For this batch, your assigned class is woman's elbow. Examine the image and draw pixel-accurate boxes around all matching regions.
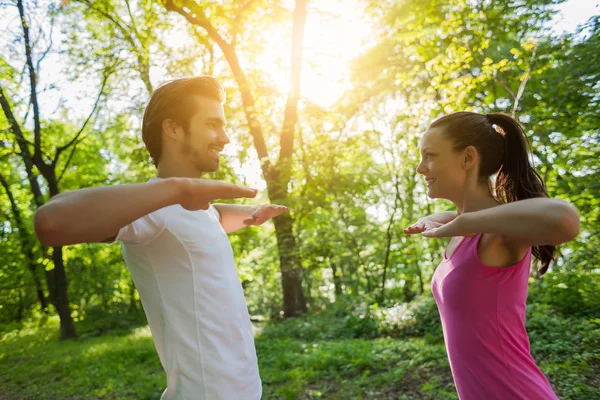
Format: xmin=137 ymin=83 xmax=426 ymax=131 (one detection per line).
xmin=553 ymin=201 xmax=580 ymax=244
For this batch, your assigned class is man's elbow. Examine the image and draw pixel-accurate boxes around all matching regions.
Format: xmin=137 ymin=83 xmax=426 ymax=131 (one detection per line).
xmin=34 ymin=206 xmax=60 ymax=247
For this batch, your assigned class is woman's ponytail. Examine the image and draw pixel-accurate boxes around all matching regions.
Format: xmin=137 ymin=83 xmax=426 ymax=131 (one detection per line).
xmin=487 ymin=113 xmax=555 ymax=274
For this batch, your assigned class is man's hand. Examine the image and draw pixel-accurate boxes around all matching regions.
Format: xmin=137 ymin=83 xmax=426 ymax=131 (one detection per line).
xmin=243 ymin=204 xmax=289 ymax=226
xmin=177 ymin=178 xmax=258 ymax=211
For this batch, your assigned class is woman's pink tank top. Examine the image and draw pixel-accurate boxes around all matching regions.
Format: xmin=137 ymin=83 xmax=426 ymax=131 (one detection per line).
xmin=431 ymin=233 xmax=559 ymax=400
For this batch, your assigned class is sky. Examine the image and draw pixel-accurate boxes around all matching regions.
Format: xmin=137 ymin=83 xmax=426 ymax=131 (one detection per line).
xmin=552 ymin=0 xmax=599 ymax=34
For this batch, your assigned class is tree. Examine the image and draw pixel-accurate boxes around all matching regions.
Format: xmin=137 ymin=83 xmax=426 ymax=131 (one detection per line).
xmin=161 ymin=0 xmax=309 ymax=316
xmin=0 ymin=0 xmax=112 ymax=338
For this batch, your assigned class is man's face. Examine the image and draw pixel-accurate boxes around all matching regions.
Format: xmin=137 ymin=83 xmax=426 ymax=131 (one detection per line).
xmin=180 ymin=96 xmax=230 ymax=173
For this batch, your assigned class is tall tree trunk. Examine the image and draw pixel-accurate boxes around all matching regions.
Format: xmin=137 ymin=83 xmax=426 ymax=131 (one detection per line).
xmin=17 ymin=287 xmax=24 ymax=322
xmin=46 ymin=175 xmax=77 ymax=339
xmin=164 ymin=0 xmax=310 ymax=317
xmin=330 ymin=261 xmax=343 ymax=298
xmin=129 ymin=277 xmax=139 ymax=312
xmin=269 ymin=201 xmax=307 ymax=316
xmin=405 ymin=171 xmax=424 ymax=295
xmin=0 ymin=172 xmax=49 ymax=312
xmin=380 ymin=174 xmax=402 ymax=302
xmin=49 ymin=247 xmax=77 ymax=338
xmin=1 ymin=0 xmax=110 ymax=339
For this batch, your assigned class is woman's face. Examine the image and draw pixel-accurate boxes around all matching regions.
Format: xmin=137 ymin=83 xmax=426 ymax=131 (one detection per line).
xmin=416 ymin=127 xmax=469 ymax=201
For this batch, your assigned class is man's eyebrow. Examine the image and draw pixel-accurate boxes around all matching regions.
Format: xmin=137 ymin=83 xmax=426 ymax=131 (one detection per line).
xmin=206 ymin=117 xmax=227 ymax=126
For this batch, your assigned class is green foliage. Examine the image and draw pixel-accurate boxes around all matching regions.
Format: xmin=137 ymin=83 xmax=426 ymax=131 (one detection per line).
xmin=0 ymin=0 xmax=599 ymax=397
xmin=526 ymin=304 xmax=600 ymax=400
xmin=0 ymin=317 xmax=164 ymax=400
xmin=528 ymin=270 xmax=600 ymax=317
xmin=260 ymin=296 xmax=443 ymax=342
xmin=1 ymin=299 xmax=598 ymax=399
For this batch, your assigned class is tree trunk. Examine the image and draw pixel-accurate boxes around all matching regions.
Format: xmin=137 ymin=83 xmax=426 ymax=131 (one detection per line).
xmin=330 ymin=261 xmax=343 ymax=298
xmin=33 ymin=271 xmax=49 ymax=313
xmin=129 ymin=279 xmax=139 ymax=312
xmin=51 ymin=246 xmax=77 ymax=339
xmin=405 ymin=172 xmax=423 ymax=295
xmin=0 ymin=172 xmax=49 ymax=313
xmin=271 ymin=212 xmax=307 ymax=317
xmin=17 ymin=287 xmax=24 ymax=322
xmin=403 ymin=279 xmax=416 ymax=303
xmin=46 ymin=177 xmax=77 ymax=339
xmin=163 ymin=0 xmax=309 ymax=318
xmin=380 ymin=174 xmax=402 ymax=302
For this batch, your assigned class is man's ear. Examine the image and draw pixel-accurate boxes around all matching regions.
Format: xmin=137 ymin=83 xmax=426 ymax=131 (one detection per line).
xmin=162 ymin=119 xmax=181 ymax=141
xmin=463 ymin=145 xmax=478 ymax=171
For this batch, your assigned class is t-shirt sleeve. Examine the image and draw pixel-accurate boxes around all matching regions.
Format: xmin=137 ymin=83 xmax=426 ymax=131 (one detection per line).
xmin=116 ymin=211 xmax=166 ymax=245
xmin=209 ymin=204 xmax=221 ymax=222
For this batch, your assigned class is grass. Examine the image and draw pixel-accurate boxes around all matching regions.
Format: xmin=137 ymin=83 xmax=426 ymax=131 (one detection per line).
xmin=0 ymin=299 xmax=598 ymax=399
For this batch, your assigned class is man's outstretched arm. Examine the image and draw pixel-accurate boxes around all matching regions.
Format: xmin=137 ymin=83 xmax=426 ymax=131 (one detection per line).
xmin=34 ymin=178 xmax=257 ymax=247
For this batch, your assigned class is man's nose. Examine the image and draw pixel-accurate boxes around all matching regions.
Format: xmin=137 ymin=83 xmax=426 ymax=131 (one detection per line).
xmin=218 ymin=129 xmax=230 ymax=145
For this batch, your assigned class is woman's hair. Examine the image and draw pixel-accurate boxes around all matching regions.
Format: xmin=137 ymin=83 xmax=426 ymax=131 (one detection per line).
xmin=430 ymin=112 xmax=555 ymax=274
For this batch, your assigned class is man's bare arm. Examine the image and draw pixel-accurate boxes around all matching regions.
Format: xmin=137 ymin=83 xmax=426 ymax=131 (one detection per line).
xmin=34 ymin=178 xmax=257 ymax=246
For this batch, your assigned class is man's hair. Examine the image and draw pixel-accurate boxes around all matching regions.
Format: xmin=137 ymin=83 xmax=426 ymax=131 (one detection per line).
xmin=142 ymin=76 xmax=225 ymax=167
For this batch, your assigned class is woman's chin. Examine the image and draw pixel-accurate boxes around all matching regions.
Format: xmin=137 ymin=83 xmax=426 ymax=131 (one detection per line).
xmin=426 ymin=188 xmax=447 ymax=200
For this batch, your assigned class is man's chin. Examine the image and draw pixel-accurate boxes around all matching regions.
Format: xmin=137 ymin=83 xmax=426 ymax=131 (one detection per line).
xmin=200 ymin=161 xmax=219 ymax=173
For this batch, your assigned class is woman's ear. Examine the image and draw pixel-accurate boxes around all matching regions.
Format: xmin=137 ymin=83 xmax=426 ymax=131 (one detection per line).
xmin=463 ymin=145 xmax=478 ymax=171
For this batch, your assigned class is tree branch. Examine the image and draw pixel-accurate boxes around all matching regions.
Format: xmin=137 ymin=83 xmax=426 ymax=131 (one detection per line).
xmin=76 ymin=0 xmax=152 ymax=93
xmin=53 ymin=68 xmax=111 ymax=165
xmin=17 ymin=0 xmax=42 ymax=161
xmin=512 ymin=45 xmax=537 ymax=117
xmin=164 ymin=0 xmax=270 ymax=166
xmin=77 ymin=0 xmax=138 ymax=50
xmin=231 ymin=0 xmax=257 ymax=48
xmin=124 ymin=0 xmax=143 ymax=46
xmin=499 ymin=80 xmax=516 ymax=100
xmin=0 ymin=85 xmax=46 ymax=206
xmin=279 ymin=0 xmax=307 ymax=165
xmin=35 ymin=20 xmax=54 ymax=76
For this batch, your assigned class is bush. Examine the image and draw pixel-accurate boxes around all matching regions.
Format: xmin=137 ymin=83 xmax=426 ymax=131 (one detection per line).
xmin=528 ymin=270 xmax=600 ymax=317
xmin=75 ymin=305 xmax=147 ymax=337
xmin=376 ymin=295 xmax=443 ymax=340
xmin=259 ymin=295 xmax=443 ymax=341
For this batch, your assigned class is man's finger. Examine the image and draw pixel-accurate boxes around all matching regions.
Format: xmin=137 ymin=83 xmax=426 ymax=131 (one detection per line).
xmin=243 ymin=216 xmax=257 ymax=225
xmin=272 ymin=207 xmax=288 ymax=216
xmin=209 ymin=182 xmax=258 ymax=200
xmin=259 ymin=205 xmax=288 ymax=217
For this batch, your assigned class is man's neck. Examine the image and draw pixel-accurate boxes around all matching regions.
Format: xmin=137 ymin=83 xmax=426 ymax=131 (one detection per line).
xmin=157 ymin=163 xmax=203 ymax=179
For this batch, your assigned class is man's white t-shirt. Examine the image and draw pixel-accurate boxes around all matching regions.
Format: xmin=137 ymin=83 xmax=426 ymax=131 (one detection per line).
xmin=116 ymin=179 xmax=261 ymax=400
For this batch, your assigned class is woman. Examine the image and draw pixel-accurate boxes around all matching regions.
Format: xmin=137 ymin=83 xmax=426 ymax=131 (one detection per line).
xmin=404 ymin=112 xmax=579 ymax=399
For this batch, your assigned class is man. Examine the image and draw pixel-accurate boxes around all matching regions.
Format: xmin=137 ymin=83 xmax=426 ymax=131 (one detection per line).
xmin=34 ymin=76 xmax=286 ymax=399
